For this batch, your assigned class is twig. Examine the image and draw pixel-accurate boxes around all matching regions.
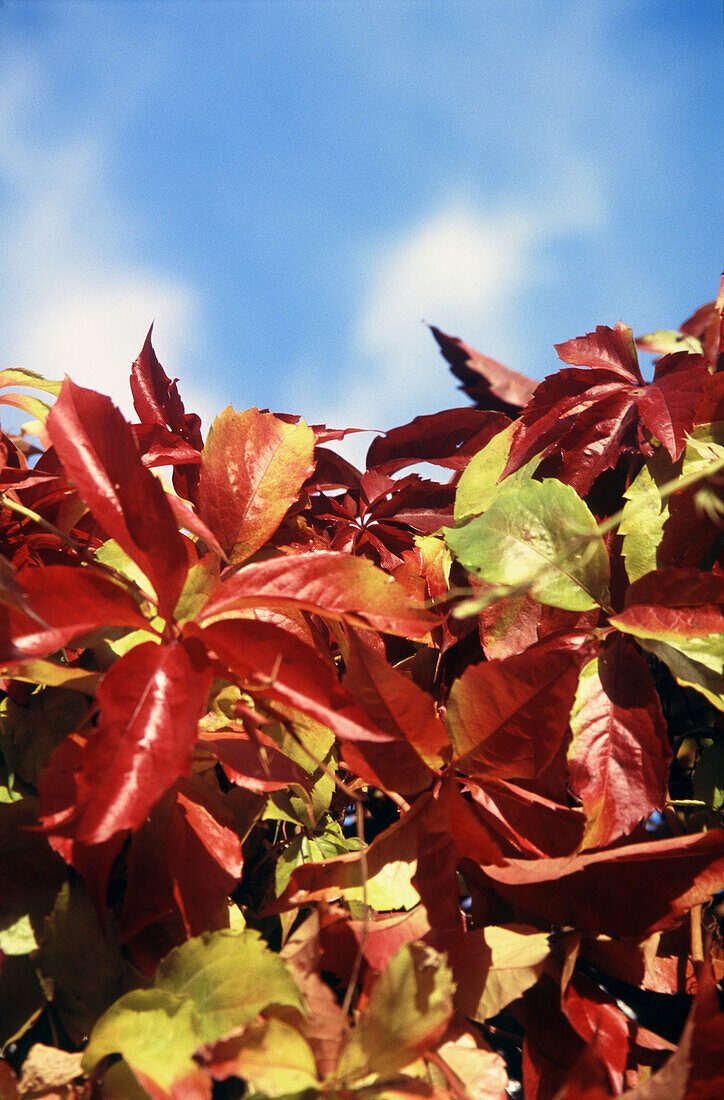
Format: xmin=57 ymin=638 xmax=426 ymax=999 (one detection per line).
xmin=341 ymin=797 xmax=369 ymax=1022
xmin=690 ymin=904 xmax=704 ymax=974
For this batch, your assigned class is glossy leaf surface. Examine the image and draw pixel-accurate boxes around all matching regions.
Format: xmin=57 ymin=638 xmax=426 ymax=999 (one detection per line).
xmin=46 ymin=379 xmax=189 ymax=618
xmin=197 ymin=406 xmax=315 ymax=563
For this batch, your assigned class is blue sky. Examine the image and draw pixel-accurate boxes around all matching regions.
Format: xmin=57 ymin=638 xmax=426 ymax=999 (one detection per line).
xmin=1 ymin=0 xmax=721 ymax=462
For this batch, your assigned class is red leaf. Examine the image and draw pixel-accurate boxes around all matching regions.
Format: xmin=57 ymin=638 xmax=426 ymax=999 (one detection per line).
xmin=610 ymin=568 xmax=724 ymax=639
xmin=514 ymin=975 xmax=589 ymax=1100
xmin=658 ymin=486 xmax=723 ymax=570
xmin=344 ymin=630 xmax=448 ymax=766
xmin=36 ymin=737 xmax=128 ymax=917
xmin=130 ymin=326 xmax=203 ymax=502
xmin=634 ymin=355 xmax=707 ymax=462
xmin=476 ymin=830 xmax=724 ymax=937
xmin=502 ymin=326 xmax=708 ymax=492
xmin=366 ymin=408 xmax=510 ymax=474
xmin=201 ymin=731 xmax=311 ymax=794
xmin=430 ymin=326 xmax=538 ymax=414
xmin=133 ymin=423 xmax=203 ymax=469
xmin=197 ymin=406 xmax=315 ymax=564
xmin=0 ymin=554 xmax=30 ymax=614
xmin=555 ymin=323 xmax=643 ymax=383
xmin=467 ymin=780 xmax=584 ymax=859
xmin=280 ymin=912 xmax=348 ymax=1079
xmin=502 ymin=371 xmax=637 ymax=493
xmin=681 ymin=961 xmax=724 ymax=1100
xmin=194 ymin=618 xmax=392 ymax=743
xmin=196 ymin=550 xmax=436 ymax=639
xmin=617 ymin=963 xmax=724 ymax=1099
xmin=165 ymin=493 xmax=228 ymax=560
xmin=475 ymin=585 xmax=542 ymax=659
xmin=567 ymin=637 xmax=670 ymax=849
xmin=41 ymin=638 xmax=212 ymax=844
xmin=0 ymin=564 xmax=151 ymax=662
xmin=446 ymin=640 xmax=583 ymax=781
xmin=339 ymin=631 xmax=447 ymax=795
xmin=561 ymin=974 xmax=630 ymax=1093
xmin=167 ymin=779 xmax=244 ymax=935
xmin=131 ymin=327 xmax=203 ymax=445
xmin=46 ymin=379 xmax=190 ymax=619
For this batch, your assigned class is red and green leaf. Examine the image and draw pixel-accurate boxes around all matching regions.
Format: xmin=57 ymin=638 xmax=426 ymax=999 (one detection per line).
xmin=197 ymin=406 xmax=315 ymax=564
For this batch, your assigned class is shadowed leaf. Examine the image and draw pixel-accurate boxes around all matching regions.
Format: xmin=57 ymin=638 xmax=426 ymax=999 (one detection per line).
xmin=568 ymin=638 xmax=670 ymax=849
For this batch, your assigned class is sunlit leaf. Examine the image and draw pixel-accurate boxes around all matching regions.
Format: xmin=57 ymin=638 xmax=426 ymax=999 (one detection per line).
xmin=337 ymin=942 xmax=454 ymax=1081
xmin=446 ymin=479 xmax=610 ymax=611
xmin=197 ymin=1018 xmax=320 ymax=1096
xmin=83 ymin=928 xmax=304 ymax=1095
xmin=453 ymin=422 xmax=538 ymax=525
xmin=197 ymin=405 xmax=315 ymax=564
xmin=46 ymin=380 xmax=189 ymax=619
xmin=446 ymin=641 xmax=581 ymax=780
xmin=197 ymin=550 xmax=436 ymax=638
xmin=40 ymin=639 xmax=212 ymax=843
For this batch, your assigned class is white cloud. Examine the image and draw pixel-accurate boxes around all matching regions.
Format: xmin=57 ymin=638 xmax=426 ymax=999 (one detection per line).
xmin=321 ymin=176 xmax=606 ymax=453
xmin=11 ymin=279 xmax=199 ymax=421
xmin=0 ymin=58 xmax=218 ymax=435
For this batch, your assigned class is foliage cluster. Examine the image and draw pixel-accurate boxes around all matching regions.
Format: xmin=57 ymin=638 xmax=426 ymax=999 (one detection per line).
xmin=1 ymin=275 xmax=724 ymax=1099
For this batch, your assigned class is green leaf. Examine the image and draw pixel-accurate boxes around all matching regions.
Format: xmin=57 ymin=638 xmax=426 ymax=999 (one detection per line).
xmin=619 ymin=451 xmax=672 ymax=582
xmin=172 ymin=554 xmax=220 ymax=624
xmin=337 ymin=942 xmax=454 ymax=1082
xmin=34 ymin=878 xmax=128 ymax=1038
xmin=453 ymin=423 xmax=538 ymax=525
xmin=636 ymin=330 xmax=703 ymax=355
xmin=275 ymin=817 xmax=360 ymax=897
xmin=446 ymin=479 xmax=610 ymax=611
xmin=99 ymin=1060 xmax=154 ymax=1100
xmin=265 ymin=715 xmax=337 ymax=829
xmin=693 ymin=741 xmax=724 ymax=812
xmin=154 ymin=928 xmax=305 ymax=1043
xmin=95 ymin=539 xmax=155 ymax=598
xmin=84 ymin=928 xmax=305 ymax=1093
xmin=0 ymin=913 xmax=37 ymax=956
xmin=201 ymin=1018 xmax=320 ymax=1096
xmin=0 ymin=367 xmax=63 ymax=397
xmin=639 ymin=637 xmax=724 ymax=712
xmin=82 ymin=988 xmax=204 ymax=1092
xmin=0 ymin=393 xmax=54 ymax=422
xmin=0 ymin=658 xmax=100 ymax=695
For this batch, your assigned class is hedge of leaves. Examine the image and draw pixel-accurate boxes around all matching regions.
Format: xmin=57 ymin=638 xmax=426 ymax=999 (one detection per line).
xmin=1 ymin=275 xmax=723 ymax=1100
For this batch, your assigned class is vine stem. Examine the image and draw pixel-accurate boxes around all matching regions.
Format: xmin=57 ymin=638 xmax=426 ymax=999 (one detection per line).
xmin=690 ymin=904 xmax=704 ymax=974
xmin=341 ymin=797 xmax=369 ymax=1022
